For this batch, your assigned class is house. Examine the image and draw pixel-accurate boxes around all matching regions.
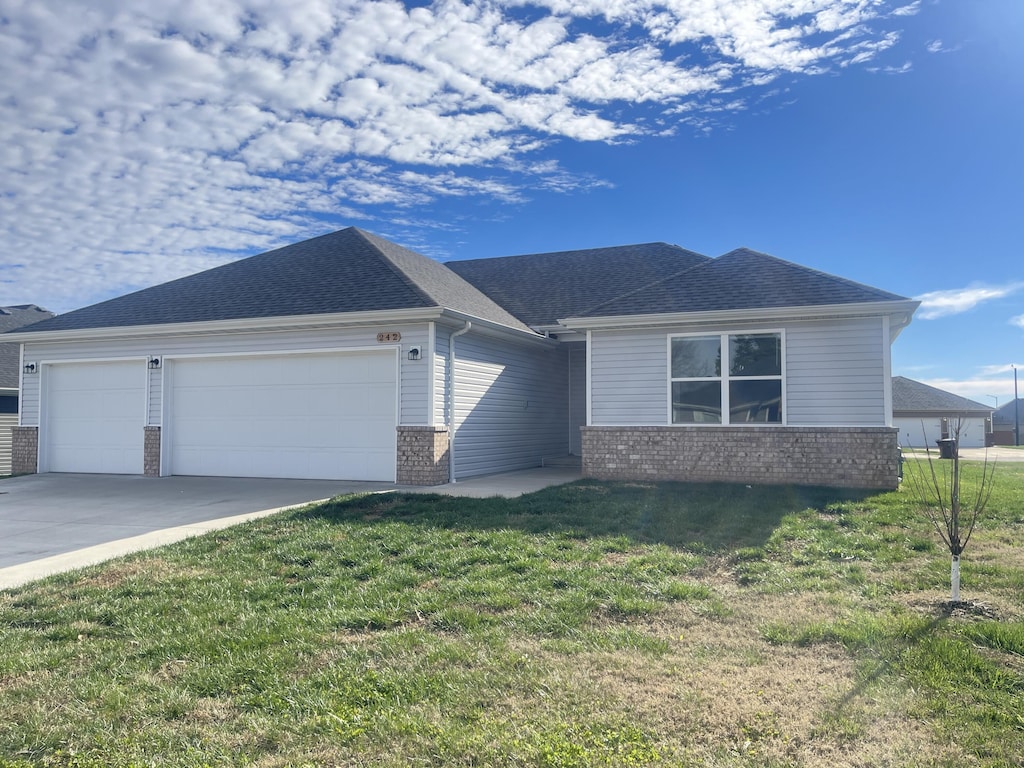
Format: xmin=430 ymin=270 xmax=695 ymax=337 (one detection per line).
xmin=4 ymin=227 xmax=919 ymax=489
xmin=0 ymin=305 xmax=55 ymax=474
xmin=992 ymin=399 xmax=1023 ymax=446
xmin=891 ymin=376 xmax=993 ymax=449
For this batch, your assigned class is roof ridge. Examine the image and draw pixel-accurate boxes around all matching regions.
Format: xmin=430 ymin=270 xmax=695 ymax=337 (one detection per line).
xmin=569 ymin=251 xmax=716 ymax=318
xmin=453 ymin=241 xmax=704 ymax=266
xmin=350 ymin=228 xmax=439 ymax=307
xmin=356 ymin=228 xmax=536 ymax=333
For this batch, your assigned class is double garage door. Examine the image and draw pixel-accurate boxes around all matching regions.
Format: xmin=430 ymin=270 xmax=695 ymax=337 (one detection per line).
xmin=43 ymin=351 xmax=397 ymax=480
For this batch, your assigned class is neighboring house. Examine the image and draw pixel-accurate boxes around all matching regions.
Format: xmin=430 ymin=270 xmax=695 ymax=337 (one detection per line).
xmin=891 ymin=376 xmax=992 ymax=449
xmin=3 ymin=227 xmax=919 ymax=489
xmin=992 ymin=399 xmax=1023 ymax=446
xmin=0 ymin=305 xmax=55 ymax=474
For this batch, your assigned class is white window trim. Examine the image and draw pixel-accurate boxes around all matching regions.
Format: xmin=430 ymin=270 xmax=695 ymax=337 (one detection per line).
xmin=666 ymin=329 xmax=787 ymax=426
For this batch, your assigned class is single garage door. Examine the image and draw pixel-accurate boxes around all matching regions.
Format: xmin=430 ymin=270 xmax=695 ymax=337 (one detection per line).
xmin=44 ymin=360 xmax=145 ymax=474
xmin=169 ymin=351 xmax=397 ymax=480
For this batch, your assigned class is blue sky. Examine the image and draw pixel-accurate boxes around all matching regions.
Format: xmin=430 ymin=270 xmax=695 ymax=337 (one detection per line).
xmin=1 ymin=0 xmax=1021 ymax=403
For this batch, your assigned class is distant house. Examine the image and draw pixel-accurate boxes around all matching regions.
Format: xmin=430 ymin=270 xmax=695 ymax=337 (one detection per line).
xmin=891 ymin=376 xmax=992 ymax=449
xmin=0 ymin=305 xmax=55 ymax=474
xmin=992 ymin=399 xmax=1023 ymax=446
xmin=4 ymin=228 xmax=919 ymax=489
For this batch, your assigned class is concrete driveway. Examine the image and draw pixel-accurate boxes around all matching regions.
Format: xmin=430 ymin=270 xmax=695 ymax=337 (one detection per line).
xmin=0 ymin=474 xmax=395 ymax=586
xmin=0 ymin=468 xmax=581 ymax=589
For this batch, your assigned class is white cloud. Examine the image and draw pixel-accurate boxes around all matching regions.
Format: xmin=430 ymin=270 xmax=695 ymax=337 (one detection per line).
xmin=1012 ymin=315 xmax=1024 ymax=329
xmin=0 ymin=0 xmax=921 ymax=311
xmin=918 ymin=375 xmax=1020 ymax=405
xmin=914 ymin=283 xmax=1024 ymax=320
xmin=926 ymin=38 xmax=961 ymax=54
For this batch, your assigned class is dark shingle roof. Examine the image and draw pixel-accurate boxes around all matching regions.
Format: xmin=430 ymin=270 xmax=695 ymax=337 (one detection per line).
xmin=576 ymin=248 xmax=911 ymax=318
xmin=892 ymin=376 xmax=992 ymax=414
xmin=0 ymin=305 xmax=55 ymax=388
xmin=7 ymin=232 xmax=913 ymax=340
xmin=447 ymin=243 xmax=711 ymax=327
xmin=12 ymin=228 xmax=533 ymax=335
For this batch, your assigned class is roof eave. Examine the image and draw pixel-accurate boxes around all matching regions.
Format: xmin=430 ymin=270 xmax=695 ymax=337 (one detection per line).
xmin=559 ymin=300 xmax=922 ymax=331
xmin=4 ymin=307 xmax=447 ymax=344
xmin=6 ymin=305 xmax=547 ymax=346
xmin=439 ymin=309 xmax=550 ymax=344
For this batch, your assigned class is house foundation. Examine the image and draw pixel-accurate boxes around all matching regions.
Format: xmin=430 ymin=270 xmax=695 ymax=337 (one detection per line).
xmin=582 ymin=426 xmax=900 ymax=490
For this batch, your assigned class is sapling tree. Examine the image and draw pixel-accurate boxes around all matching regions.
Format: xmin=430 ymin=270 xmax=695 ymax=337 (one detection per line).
xmin=902 ymin=418 xmax=996 ymax=604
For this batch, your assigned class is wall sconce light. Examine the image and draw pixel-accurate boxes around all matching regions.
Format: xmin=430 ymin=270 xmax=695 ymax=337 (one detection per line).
xmin=23 ymin=362 xmax=37 ymax=374
xmin=148 ymin=357 xmax=162 ymax=369
xmin=407 ymin=346 xmax=422 ymax=361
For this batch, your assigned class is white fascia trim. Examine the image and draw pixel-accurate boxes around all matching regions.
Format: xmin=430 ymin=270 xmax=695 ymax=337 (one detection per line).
xmin=559 ymin=300 xmax=921 ymax=330
xmin=2 ymin=307 xmax=446 ymax=344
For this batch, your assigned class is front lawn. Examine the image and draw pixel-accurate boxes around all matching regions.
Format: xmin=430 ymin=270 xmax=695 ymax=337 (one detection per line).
xmin=2 ymin=462 xmax=1023 ymax=767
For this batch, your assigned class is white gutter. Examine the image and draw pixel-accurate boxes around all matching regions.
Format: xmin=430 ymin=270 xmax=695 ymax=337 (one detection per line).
xmin=448 ymin=320 xmax=472 ymax=484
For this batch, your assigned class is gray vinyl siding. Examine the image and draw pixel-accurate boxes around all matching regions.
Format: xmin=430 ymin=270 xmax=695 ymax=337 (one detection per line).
xmin=590 ymin=316 xmax=888 ymax=427
xmin=18 ymin=376 xmax=39 ymax=428
xmin=19 ymin=323 xmax=432 ymax=427
xmin=590 ymin=329 xmax=667 ymax=425
xmin=433 ymin=328 xmax=450 ymax=427
xmin=0 ymin=412 xmax=16 ymax=474
xmin=786 ymin=317 xmax=885 ymax=426
xmin=148 ymin=366 xmax=162 ymax=425
xmin=568 ymin=342 xmax=586 ymax=454
xmin=452 ymin=332 xmax=568 ymax=478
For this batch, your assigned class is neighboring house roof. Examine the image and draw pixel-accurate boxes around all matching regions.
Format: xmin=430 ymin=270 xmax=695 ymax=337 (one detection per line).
xmin=993 ymin=399 xmax=1024 ymax=427
xmin=446 ymin=242 xmax=711 ymax=327
xmin=0 ymin=305 xmax=55 ymax=388
xmin=574 ymin=248 xmax=912 ymax=319
xmin=892 ymin=376 xmax=992 ymax=414
xmin=10 ymin=228 xmax=534 ymax=335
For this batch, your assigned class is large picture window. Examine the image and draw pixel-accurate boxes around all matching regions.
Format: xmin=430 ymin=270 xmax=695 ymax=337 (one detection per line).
xmin=670 ymin=332 xmax=783 ymax=424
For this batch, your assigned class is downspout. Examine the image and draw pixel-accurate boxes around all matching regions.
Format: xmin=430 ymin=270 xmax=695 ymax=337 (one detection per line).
xmin=448 ymin=320 xmax=472 ymax=483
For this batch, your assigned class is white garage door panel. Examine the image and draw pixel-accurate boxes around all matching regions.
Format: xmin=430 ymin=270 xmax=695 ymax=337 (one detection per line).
xmin=45 ymin=361 xmax=145 ymax=474
xmin=170 ymin=352 xmax=397 ymax=481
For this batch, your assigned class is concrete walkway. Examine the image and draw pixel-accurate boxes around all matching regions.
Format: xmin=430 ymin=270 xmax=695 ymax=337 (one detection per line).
xmin=0 ymin=468 xmax=580 ymax=590
xmin=905 ymin=446 xmax=1024 ymax=462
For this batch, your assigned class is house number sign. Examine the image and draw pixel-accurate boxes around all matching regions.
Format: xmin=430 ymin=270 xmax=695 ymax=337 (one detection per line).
xmin=376 ymin=331 xmax=402 ymax=343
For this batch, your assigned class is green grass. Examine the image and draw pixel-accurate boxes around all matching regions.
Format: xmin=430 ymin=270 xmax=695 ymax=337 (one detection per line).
xmin=1 ymin=462 xmax=1023 ymax=767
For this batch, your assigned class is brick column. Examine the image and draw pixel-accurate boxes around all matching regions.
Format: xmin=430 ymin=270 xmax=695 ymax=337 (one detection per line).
xmin=396 ymin=426 xmax=450 ymax=485
xmin=144 ymin=426 xmax=161 ymax=477
xmin=11 ymin=426 xmax=38 ymax=475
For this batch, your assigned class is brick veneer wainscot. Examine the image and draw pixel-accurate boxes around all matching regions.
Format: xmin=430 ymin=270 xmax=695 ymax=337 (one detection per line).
xmin=11 ymin=426 xmax=38 ymax=475
xmin=582 ymin=426 xmax=900 ymax=490
xmin=144 ymin=426 xmax=161 ymax=477
xmin=396 ymin=426 xmax=450 ymax=485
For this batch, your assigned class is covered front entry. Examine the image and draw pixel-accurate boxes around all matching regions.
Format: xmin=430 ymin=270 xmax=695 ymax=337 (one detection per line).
xmin=43 ymin=360 xmax=145 ymax=474
xmin=166 ymin=350 xmax=397 ymax=481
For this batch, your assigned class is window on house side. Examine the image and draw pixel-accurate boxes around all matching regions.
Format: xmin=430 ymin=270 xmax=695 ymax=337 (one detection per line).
xmin=670 ymin=333 xmax=783 ymax=424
